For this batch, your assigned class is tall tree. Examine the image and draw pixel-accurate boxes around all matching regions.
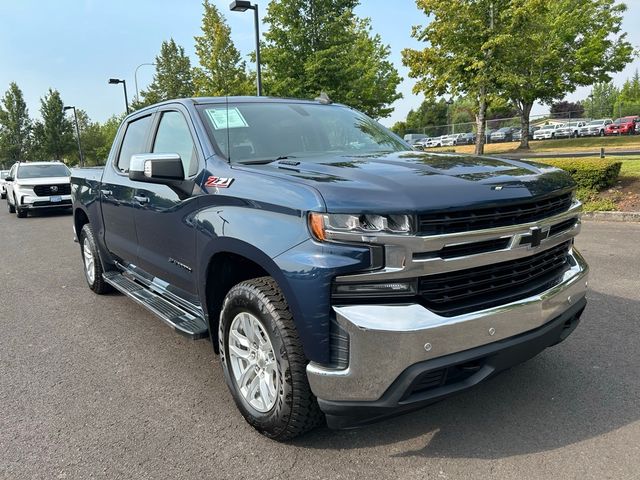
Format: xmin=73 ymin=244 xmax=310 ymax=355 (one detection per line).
xmin=403 ymin=0 xmax=506 ymax=154
xmin=582 ymin=82 xmax=620 ymax=118
xmin=261 ymin=0 xmax=402 ymax=118
xmin=0 ymin=82 xmax=32 ymax=162
xmin=35 ymin=88 xmax=74 ymax=160
xmin=614 ymin=70 xmax=640 ymax=117
xmin=550 ymin=101 xmax=585 ymax=119
xmin=494 ymin=0 xmax=633 ymax=149
xmin=193 ymin=0 xmax=253 ymax=96
xmin=136 ymin=39 xmax=194 ymax=108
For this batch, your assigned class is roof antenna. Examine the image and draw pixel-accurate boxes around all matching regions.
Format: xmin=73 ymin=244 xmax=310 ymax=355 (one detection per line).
xmin=315 ymin=92 xmax=332 ymax=105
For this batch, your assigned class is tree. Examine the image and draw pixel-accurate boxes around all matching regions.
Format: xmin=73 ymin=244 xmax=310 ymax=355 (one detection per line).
xmin=135 ymin=39 xmax=194 ymax=108
xmin=261 ymin=0 xmax=402 ymax=118
xmin=582 ymin=82 xmax=619 ymax=118
xmin=550 ymin=101 xmax=585 ymax=119
xmin=403 ymin=0 xmax=506 ymax=154
xmin=614 ymin=70 xmax=640 ymax=117
xmin=492 ymin=0 xmax=632 ymax=149
xmin=35 ymin=88 xmax=74 ymax=160
xmin=193 ymin=0 xmax=253 ymax=96
xmin=0 ymin=82 xmax=32 ymax=163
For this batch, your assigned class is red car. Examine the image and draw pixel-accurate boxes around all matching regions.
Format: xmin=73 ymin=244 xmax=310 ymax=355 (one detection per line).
xmin=604 ymin=115 xmax=640 ymax=135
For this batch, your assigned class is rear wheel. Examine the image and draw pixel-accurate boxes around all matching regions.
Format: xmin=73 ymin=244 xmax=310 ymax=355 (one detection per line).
xmin=219 ymin=277 xmax=323 ymax=440
xmin=79 ymin=224 xmax=112 ymax=294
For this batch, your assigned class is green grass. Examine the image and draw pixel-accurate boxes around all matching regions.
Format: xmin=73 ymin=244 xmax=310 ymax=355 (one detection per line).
xmin=437 ymin=135 xmax=640 ymax=155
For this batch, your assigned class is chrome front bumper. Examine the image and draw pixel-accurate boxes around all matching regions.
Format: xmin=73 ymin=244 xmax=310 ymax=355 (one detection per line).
xmin=307 ymin=247 xmax=588 ymax=402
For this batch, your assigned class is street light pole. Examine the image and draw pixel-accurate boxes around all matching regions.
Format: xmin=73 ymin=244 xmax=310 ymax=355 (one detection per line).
xmin=64 ymin=106 xmax=84 ymax=167
xmin=134 ymin=62 xmax=156 ymax=100
xmin=230 ymin=1 xmax=262 ymax=96
xmin=108 ymin=78 xmax=130 ymax=114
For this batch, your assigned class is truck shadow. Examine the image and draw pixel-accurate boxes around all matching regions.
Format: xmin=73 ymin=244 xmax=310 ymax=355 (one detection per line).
xmin=293 ymin=289 xmax=639 ymax=459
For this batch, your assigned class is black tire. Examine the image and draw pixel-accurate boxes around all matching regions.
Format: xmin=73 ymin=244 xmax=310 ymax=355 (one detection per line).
xmin=600 ymin=130 xmax=605 ymax=137
xmin=219 ymin=277 xmax=323 ymax=440
xmin=7 ymin=196 xmax=15 ymax=213
xmin=79 ymin=223 xmax=112 ymax=294
xmin=16 ymin=207 xmax=27 ymax=218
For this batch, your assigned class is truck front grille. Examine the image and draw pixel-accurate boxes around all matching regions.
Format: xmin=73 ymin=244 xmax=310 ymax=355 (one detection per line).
xmin=33 ymin=184 xmax=71 ymax=196
xmin=417 ymin=192 xmax=573 ymax=235
xmin=418 ymin=241 xmax=572 ymax=317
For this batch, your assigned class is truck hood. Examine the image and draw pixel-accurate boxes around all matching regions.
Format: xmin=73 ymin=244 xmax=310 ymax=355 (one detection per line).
xmin=235 ymin=151 xmax=574 ymax=213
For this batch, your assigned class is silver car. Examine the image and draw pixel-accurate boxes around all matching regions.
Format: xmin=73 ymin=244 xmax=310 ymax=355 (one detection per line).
xmin=0 ymin=170 xmax=9 ymax=199
xmin=579 ymin=119 xmax=613 ymax=137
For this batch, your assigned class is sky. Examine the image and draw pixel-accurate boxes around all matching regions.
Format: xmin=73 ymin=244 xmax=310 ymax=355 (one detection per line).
xmin=1 ymin=0 xmax=639 ymax=128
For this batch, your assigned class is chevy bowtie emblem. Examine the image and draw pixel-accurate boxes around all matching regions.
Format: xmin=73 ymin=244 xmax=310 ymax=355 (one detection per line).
xmin=520 ymin=226 xmax=550 ymax=248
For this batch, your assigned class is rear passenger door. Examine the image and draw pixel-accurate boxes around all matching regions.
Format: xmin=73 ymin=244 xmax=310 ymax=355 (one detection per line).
xmin=131 ymin=107 xmax=203 ymax=305
xmin=101 ymin=113 xmax=153 ymax=265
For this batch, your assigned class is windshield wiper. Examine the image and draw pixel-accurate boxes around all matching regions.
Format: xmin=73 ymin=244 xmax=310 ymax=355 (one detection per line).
xmin=236 ymin=155 xmax=298 ymax=165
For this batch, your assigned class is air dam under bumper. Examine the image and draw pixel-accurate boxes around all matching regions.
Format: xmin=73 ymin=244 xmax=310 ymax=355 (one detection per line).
xmin=307 ymin=248 xmax=588 ymax=428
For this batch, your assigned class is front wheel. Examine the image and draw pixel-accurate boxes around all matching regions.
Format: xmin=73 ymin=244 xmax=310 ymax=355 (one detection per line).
xmin=219 ymin=277 xmax=323 ymax=440
xmin=7 ymin=196 xmax=15 ymax=214
xmin=16 ymin=207 xmax=27 ymax=218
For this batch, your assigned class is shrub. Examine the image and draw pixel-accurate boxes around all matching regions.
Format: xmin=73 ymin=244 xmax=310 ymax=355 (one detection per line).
xmin=541 ymin=158 xmax=622 ymax=190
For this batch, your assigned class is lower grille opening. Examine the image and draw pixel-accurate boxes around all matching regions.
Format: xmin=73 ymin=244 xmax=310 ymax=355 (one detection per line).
xmin=403 ymin=360 xmax=484 ymax=400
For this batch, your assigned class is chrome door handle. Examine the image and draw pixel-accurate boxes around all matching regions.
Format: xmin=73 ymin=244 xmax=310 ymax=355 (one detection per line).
xmin=134 ymin=195 xmax=149 ymax=204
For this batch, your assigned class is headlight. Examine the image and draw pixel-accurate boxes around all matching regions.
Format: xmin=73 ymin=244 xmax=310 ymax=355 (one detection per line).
xmin=309 ymin=212 xmax=412 ymax=241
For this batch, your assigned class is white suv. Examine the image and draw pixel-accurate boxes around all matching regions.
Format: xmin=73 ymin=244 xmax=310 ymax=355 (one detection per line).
xmin=5 ymin=161 xmax=72 ymax=218
xmin=0 ymin=170 xmax=9 ymax=199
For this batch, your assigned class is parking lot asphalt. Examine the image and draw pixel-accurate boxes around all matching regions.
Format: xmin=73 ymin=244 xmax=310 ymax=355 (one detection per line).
xmin=1 ymin=210 xmax=639 ymax=480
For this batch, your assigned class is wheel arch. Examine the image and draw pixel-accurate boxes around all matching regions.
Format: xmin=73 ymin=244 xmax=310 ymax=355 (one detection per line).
xmin=200 ymin=238 xmax=304 ymax=355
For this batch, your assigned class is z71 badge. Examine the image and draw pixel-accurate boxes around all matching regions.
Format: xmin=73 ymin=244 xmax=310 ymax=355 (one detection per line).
xmin=205 ymin=176 xmax=234 ymax=188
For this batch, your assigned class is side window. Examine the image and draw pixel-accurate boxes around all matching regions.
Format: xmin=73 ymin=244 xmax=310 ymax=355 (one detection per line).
xmin=153 ymin=111 xmax=198 ymax=177
xmin=117 ymin=115 xmax=152 ymax=172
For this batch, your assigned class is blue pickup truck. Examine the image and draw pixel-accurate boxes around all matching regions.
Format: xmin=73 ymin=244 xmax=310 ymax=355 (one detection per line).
xmin=71 ymin=97 xmax=589 ymax=440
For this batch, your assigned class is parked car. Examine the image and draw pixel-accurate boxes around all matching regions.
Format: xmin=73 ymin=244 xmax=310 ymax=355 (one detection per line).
xmin=71 ymin=96 xmax=588 ymax=440
xmin=579 ymin=119 xmax=613 ymax=137
xmin=0 ymin=170 xmax=9 ymax=199
xmin=512 ymin=126 xmax=540 ymax=142
xmin=5 ymin=161 xmax=72 ymax=218
xmin=441 ymin=133 xmax=464 ymax=146
xmin=412 ymin=138 xmax=429 ymax=150
xmin=457 ymin=132 xmax=476 ymax=145
xmin=533 ymin=124 xmax=562 ymax=140
xmin=424 ymin=136 xmax=444 ymax=148
xmin=555 ymin=121 xmax=587 ymax=139
xmin=490 ymin=127 xmax=517 ymax=142
xmin=604 ymin=116 xmax=640 ymax=136
xmin=484 ymin=129 xmax=496 ymax=143
xmin=404 ymin=133 xmax=427 ymax=144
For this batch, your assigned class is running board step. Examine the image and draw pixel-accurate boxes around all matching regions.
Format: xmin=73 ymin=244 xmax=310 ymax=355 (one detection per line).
xmin=103 ymin=271 xmax=208 ymax=340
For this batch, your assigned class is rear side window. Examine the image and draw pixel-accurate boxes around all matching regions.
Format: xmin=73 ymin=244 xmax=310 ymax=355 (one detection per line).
xmin=153 ymin=111 xmax=198 ymax=177
xmin=117 ymin=115 xmax=152 ymax=172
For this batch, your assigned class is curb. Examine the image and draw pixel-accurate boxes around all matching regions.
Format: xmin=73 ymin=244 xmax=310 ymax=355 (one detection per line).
xmin=582 ymin=211 xmax=640 ymax=222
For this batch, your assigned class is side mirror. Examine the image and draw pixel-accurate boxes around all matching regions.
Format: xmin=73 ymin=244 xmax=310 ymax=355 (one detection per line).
xmin=4 ymin=175 xmax=13 ymax=182
xmin=129 ymin=153 xmax=184 ymax=184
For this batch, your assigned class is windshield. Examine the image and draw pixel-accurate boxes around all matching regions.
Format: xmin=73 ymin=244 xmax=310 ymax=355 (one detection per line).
xmin=198 ymin=102 xmax=408 ymax=164
xmin=17 ymin=164 xmax=71 ymax=179
xmin=588 ymin=120 xmax=603 ymax=126
xmin=0 ymin=171 xmax=8 ymax=179
xmin=540 ymin=125 xmax=555 ymax=130
xmin=564 ymin=122 xmax=579 ymax=127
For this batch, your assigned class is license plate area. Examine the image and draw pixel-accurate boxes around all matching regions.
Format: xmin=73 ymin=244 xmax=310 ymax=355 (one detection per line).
xmin=50 ymin=195 xmax=62 ymax=202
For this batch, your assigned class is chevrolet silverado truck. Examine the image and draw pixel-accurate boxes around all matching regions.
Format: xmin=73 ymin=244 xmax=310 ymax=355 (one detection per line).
xmin=71 ymin=97 xmax=589 ymax=440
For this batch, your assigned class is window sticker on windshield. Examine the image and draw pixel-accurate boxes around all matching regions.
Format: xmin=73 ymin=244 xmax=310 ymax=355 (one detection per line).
xmin=206 ymin=107 xmax=249 ymax=130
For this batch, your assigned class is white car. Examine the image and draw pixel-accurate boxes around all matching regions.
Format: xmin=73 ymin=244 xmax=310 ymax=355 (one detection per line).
xmin=579 ymin=119 xmax=613 ymax=137
xmin=555 ymin=121 xmax=587 ymax=138
xmin=425 ymin=136 xmax=445 ymax=148
xmin=5 ymin=161 xmax=72 ymax=218
xmin=533 ymin=124 xmax=563 ymax=140
xmin=0 ymin=170 xmax=9 ymax=199
xmin=440 ymin=134 xmax=464 ymax=146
